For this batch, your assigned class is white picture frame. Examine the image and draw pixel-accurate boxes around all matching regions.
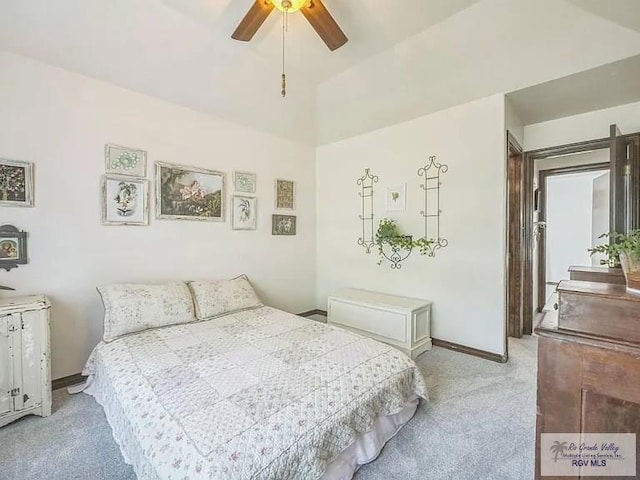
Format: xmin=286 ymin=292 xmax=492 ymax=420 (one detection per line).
xmin=233 ymin=171 xmax=256 ymax=194
xmin=275 ymin=178 xmax=295 ymax=210
xmin=385 ymin=184 xmax=406 ymax=211
xmin=102 ymin=175 xmax=149 ymax=226
xmin=0 ymin=159 xmax=34 ymax=208
xmin=231 ymin=195 xmax=258 ymax=231
xmin=105 ymin=144 xmax=147 ymax=177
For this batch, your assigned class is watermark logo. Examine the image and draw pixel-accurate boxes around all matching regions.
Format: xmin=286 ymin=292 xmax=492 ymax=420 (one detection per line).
xmin=541 ymin=433 xmax=636 ymax=476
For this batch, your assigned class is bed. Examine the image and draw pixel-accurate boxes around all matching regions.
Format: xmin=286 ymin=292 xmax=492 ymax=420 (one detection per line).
xmin=80 ymin=279 xmax=428 ymax=480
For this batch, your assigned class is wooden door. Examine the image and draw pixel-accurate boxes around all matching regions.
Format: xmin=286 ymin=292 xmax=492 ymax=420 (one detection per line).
xmin=610 ymin=125 xmax=640 ymax=233
xmin=506 ymin=132 xmax=524 ymax=338
xmin=625 ymin=134 xmax=640 ymax=231
xmin=0 ymin=315 xmax=13 ymax=416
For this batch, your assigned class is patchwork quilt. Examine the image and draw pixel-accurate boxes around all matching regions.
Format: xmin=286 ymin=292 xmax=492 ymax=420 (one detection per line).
xmin=83 ymin=306 xmax=428 ymax=480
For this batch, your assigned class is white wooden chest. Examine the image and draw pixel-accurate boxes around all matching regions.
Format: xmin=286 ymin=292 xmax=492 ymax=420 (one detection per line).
xmin=327 ymin=288 xmax=432 ymax=359
xmin=0 ymin=295 xmax=52 ymax=427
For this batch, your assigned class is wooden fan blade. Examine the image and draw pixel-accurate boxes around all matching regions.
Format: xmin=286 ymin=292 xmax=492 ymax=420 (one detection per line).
xmin=301 ymin=0 xmax=348 ymax=51
xmin=231 ymin=0 xmax=275 ymax=42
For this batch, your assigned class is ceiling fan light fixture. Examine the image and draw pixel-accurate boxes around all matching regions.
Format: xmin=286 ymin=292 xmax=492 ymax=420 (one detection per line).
xmin=269 ymin=0 xmax=309 ymax=13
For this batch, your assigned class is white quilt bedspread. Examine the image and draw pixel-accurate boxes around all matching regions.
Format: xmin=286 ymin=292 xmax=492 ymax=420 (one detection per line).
xmin=83 ymin=306 xmax=428 ymax=480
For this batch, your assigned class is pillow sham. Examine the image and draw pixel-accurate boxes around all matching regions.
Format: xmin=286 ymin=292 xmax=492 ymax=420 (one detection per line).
xmin=97 ymin=282 xmax=196 ymax=343
xmin=188 ymin=274 xmax=263 ymax=320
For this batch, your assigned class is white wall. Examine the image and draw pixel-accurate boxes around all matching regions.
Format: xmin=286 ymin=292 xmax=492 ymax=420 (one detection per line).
xmin=316 ymin=95 xmax=506 ymax=356
xmin=524 ymin=100 xmax=640 ymax=150
xmin=0 ymin=52 xmax=317 ymax=379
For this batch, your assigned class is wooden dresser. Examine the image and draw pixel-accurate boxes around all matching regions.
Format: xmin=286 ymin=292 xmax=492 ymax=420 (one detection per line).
xmin=534 ymin=280 xmax=640 ymax=479
xmin=568 ymin=265 xmax=625 ymax=285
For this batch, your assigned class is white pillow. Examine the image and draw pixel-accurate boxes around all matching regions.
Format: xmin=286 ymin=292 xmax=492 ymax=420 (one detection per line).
xmin=97 ymin=282 xmax=196 ymax=342
xmin=188 ymin=275 xmax=263 ymax=320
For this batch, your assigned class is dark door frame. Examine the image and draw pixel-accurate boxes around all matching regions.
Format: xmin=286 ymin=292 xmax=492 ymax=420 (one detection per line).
xmin=536 ymin=162 xmax=610 ymax=311
xmin=518 ymin=137 xmax=609 ymax=334
xmin=506 ymin=131 xmax=524 ymax=341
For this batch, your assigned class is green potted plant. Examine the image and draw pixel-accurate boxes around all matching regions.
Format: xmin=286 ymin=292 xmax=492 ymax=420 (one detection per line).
xmin=590 ymin=230 xmax=640 ymax=293
xmin=375 ymin=219 xmax=433 ymax=266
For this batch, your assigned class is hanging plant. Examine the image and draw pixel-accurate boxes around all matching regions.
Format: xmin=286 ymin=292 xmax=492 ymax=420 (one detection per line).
xmin=375 ymin=218 xmax=433 ymax=266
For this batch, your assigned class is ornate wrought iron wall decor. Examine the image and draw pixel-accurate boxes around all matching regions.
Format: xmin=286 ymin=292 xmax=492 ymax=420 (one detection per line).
xmin=418 ymin=155 xmax=448 ymax=256
xmin=378 ymin=235 xmax=413 ymax=269
xmin=357 ymin=168 xmax=378 ymax=253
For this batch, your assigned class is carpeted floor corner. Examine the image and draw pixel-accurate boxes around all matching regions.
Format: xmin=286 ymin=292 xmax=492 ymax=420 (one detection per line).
xmin=0 ymin=337 xmax=537 ymax=480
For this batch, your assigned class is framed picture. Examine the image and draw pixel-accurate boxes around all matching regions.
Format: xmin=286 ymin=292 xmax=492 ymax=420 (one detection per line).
xmin=0 ymin=159 xmax=34 ymax=207
xmin=385 ymin=184 xmax=406 ymax=211
xmin=231 ymin=195 xmax=257 ymax=231
xmin=155 ymin=162 xmax=225 ymax=221
xmin=275 ymin=179 xmax=295 ymax=210
xmin=233 ymin=171 xmax=256 ymax=194
xmin=272 ymin=214 xmax=296 ymax=236
xmin=102 ymin=175 xmax=149 ymax=226
xmin=0 ymin=225 xmax=27 ymax=271
xmin=105 ymin=144 xmax=147 ymax=177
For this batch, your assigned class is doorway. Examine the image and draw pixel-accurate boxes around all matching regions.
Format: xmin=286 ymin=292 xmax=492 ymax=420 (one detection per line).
xmin=536 ymin=157 xmax=609 ymax=310
xmin=506 ymin=124 xmax=640 ymax=340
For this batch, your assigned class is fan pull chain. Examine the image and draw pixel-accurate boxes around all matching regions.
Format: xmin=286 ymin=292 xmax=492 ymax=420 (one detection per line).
xmin=281 ymin=9 xmax=287 ymax=97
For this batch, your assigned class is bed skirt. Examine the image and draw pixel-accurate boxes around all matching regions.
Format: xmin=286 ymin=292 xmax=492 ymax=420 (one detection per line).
xmin=321 ymin=396 xmax=419 ymax=480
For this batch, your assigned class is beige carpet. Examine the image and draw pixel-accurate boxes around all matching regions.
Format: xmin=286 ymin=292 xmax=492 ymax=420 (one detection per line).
xmin=0 ymin=337 xmax=537 ymax=480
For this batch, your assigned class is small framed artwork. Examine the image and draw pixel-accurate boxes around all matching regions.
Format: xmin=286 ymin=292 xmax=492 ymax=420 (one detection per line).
xmin=105 ymin=144 xmax=147 ymax=177
xmin=155 ymin=162 xmax=225 ymax=221
xmin=275 ymin=179 xmax=295 ymax=210
xmin=272 ymin=214 xmax=296 ymax=236
xmin=102 ymin=175 xmax=150 ymax=226
xmin=231 ymin=196 xmax=257 ymax=231
xmin=0 ymin=225 xmax=28 ymax=271
xmin=0 ymin=159 xmax=34 ymax=207
xmin=385 ymin=184 xmax=406 ymax=211
xmin=233 ymin=171 xmax=256 ymax=194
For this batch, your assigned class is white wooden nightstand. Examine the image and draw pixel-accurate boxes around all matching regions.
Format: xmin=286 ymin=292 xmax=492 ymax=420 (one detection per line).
xmin=328 ymin=288 xmax=432 ymax=359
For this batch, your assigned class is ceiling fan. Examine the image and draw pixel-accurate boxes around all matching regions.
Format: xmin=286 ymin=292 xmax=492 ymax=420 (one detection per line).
xmin=231 ymin=0 xmax=348 ymax=52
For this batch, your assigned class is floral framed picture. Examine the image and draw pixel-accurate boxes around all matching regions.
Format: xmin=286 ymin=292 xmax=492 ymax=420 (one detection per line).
xmin=102 ymin=175 xmax=149 ymax=226
xmin=272 ymin=214 xmax=296 ymax=236
xmin=233 ymin=171 xmax=256 ymax=194
xmin=0 ymin=159 xmax=34 ymax=207
xmin=275 ymin=179 xmax=295 ymax=210
xmin=231 ymin=195 xmax=257 ymax=231
xmin=155 ymin=162 xmax=225 ymax=221
xmin=105 ymin=144 xmax=147 ymax=177
xmin=0 ymin=225 xmax=28 ymax=271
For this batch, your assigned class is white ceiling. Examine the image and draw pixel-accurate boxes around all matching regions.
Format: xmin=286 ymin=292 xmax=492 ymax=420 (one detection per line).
xmin=316 ymin=0 xmax=640 ymax=144
xmin=507 ymin=54 xmax=640 ymax=126
xmin=162 ymin=0 xmax=482 ymax=83
xmin=567 ymin=0 xmax=640 ymax=34
xmin=2 ymin=0 xmax=640 ymax=145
